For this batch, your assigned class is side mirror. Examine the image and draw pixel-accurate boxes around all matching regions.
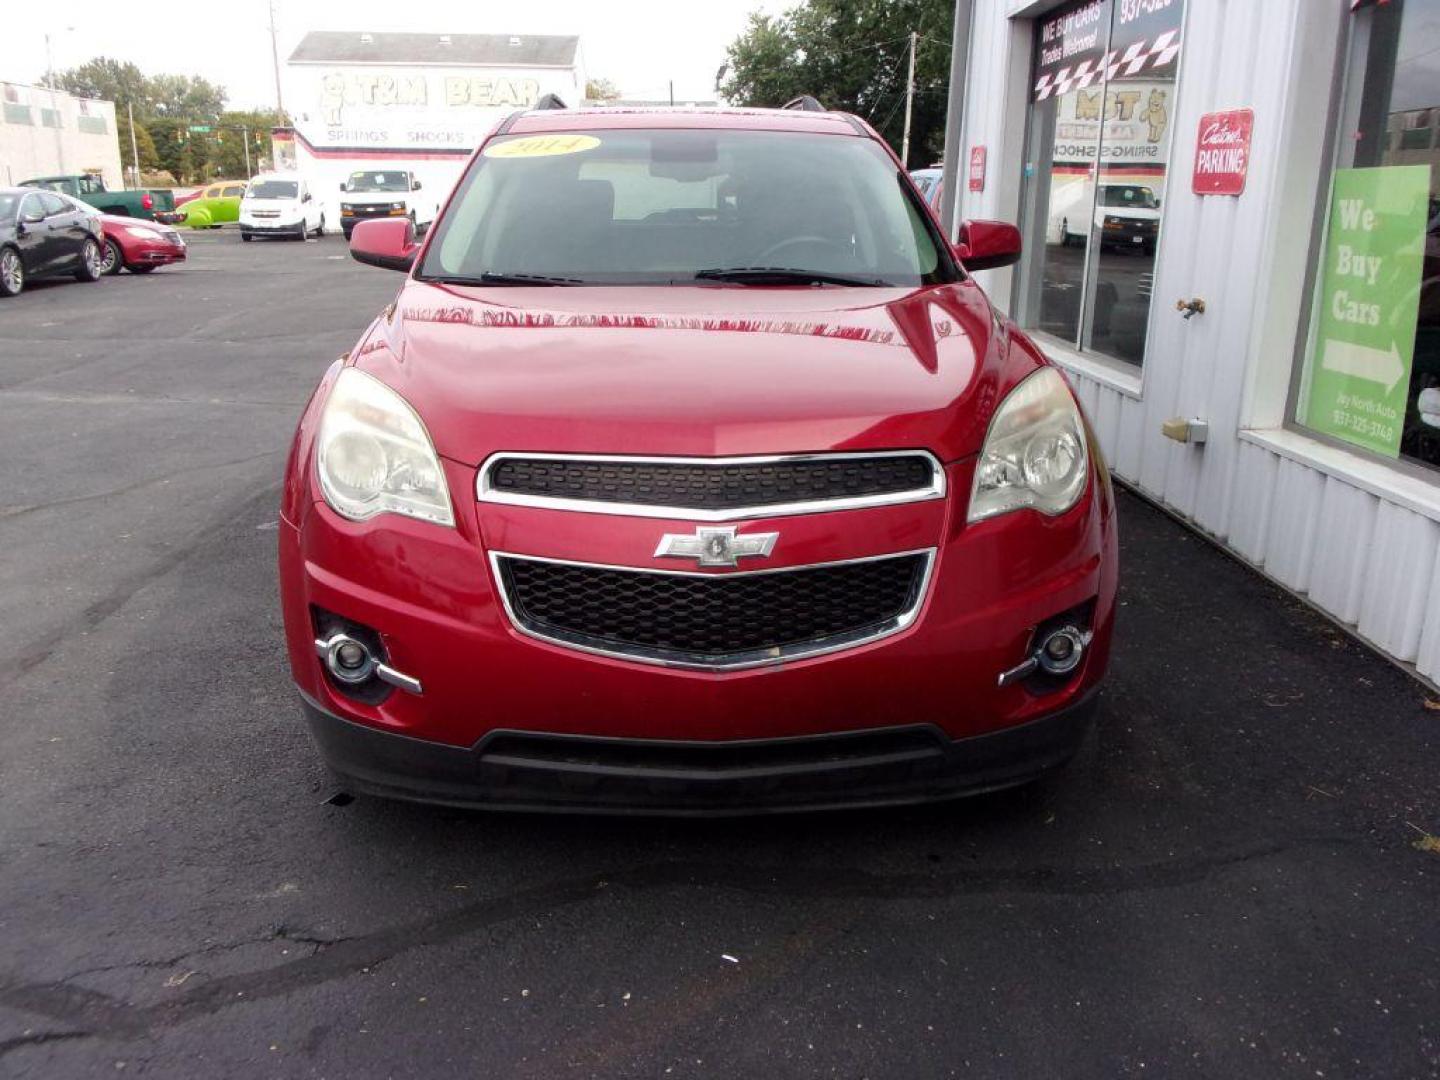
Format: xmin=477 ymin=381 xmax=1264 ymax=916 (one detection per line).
xmin=302 ymin=192 xmax=312 ymax=203
xmin=350 ymin=217 xmax=419 ymax=273
xmin=339 ymin=182 xmax=348 ymax=192
xmin=411 ymin=179 xmax=422 ymax=191
xmin=954 ymin=219 xmax=1022 ymax=272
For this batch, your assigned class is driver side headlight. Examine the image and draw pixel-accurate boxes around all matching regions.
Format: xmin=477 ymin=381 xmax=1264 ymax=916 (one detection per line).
xmin=968 ymin=367 xmax=1089 ymax=524
xmin=316 ymin=368 xmax=454 ymax=526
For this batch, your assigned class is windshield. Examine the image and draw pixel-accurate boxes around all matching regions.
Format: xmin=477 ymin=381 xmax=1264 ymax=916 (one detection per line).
xmin=1101 ymin=185 xmax=1159 ymax=209
xmin=248 ymin=180 xmax=298 ymax=200
xmin=347 ymin=171 xmax=409 ymax=192
xmin=419 ymin=129 xmax=953 ymax=287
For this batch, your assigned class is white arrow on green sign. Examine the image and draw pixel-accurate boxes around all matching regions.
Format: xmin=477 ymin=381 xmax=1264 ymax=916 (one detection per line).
xmin=1302 ymin=165 xmax=1428 ymax=457
xmin=1321 ymin=339 xmax=1405 ymax=393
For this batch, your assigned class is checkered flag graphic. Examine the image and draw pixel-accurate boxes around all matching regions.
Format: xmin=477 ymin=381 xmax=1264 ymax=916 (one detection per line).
xmin=1034 ymin=29 xmax=1182 ymax=100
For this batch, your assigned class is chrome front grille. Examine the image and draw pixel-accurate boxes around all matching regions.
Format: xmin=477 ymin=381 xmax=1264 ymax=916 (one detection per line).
xmin=478 ymin=451 xmax=945 ymax=521
xmin=491 ymin=550 xmax=935 ymax=670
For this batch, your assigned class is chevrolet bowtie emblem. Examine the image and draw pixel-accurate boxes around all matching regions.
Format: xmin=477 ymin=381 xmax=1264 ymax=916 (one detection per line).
xmin=654 ymin=526 xmax=779 ymax=568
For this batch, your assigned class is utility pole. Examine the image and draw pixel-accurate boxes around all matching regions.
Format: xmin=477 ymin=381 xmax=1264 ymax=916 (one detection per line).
xmin=44 ymin=31 xmax=68 ymax=174
xmin=668 ymin=80 xmax=674 ymax=106
xmin=900 ymin=30 xmax=918 ymax=169
xmin=243 ymin=126 xmax=252 ymax=178
xmin=939 ymin=1 xmax=975 ymax=241
xmin=268 ymin=0 xmax=285 ymax=117
xmin=128 ymin=101 xmax=141 ymax=188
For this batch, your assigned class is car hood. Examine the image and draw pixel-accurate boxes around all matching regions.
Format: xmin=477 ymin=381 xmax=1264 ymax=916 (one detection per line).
xmin=350 ymin=280 xmax=1035 ymax=466
xmin=100 ymin=213 xmax=153 ymax=229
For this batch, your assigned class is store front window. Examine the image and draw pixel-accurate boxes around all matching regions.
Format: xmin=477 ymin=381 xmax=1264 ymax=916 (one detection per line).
xmin=1014 ymin=0 xmax=1185 ymax=369
xmin=1292 ymin=0 xmax=1440 ymax=473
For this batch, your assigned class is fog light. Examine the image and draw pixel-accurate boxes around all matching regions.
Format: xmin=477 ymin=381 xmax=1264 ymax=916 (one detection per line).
xmin=1036 ymin=626 xmax=1086 ymax=676
xmin=320 ymin=634 xmax=376 ymax=684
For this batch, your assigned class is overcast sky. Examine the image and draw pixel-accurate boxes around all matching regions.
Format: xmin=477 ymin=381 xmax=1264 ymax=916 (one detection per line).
xmin=5 ymin=0 xmax=787 ymax=109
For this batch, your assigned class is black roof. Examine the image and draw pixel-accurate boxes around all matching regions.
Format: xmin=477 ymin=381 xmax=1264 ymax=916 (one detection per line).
xmin=289 ymin=31 xmax=579 ymax=67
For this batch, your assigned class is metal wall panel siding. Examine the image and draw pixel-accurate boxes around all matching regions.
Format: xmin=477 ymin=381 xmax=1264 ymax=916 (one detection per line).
xmin=1261 ymin=459 xmax=1325 ymax=592
xmin=1305 ymin=477 xmax=1379 ymax=626
xmin=1356 ymin=503 xmax=1437 ymax=663
xmin=1228 ymin=442 xmax=1279 ymax=564
xmin=1417 ymin=548 xmax=1440 ymax=682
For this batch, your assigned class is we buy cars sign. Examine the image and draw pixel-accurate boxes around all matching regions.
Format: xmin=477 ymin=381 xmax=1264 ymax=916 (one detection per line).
xmin=1192 ymin=109 xmax=1254 ymax=195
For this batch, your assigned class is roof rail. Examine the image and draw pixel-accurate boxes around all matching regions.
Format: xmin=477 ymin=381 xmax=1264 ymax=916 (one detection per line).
xmin=535 ymin=93 xmax=568 ymax=110
xmin=495 ymin=110 xmax=526 ymax=135
xmin=782 ymin=95 xmax=826 ymax=112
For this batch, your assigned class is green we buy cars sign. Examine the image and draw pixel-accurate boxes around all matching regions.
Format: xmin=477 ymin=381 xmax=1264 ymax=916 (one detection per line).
xmin=1303 ymin=166 xmax=1429 ymax=456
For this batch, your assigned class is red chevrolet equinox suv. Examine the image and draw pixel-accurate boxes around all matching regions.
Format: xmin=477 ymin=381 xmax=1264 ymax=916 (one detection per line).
xmin=278 ymin=104 xmax=1118 ymax=814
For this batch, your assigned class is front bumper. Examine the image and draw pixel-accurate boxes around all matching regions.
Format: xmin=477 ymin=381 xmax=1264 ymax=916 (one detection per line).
xmin=279 ymin=448 xmax=1118 ymax=815
xmin=240 ymin=220 xmax=302 ymax=236
xmin=1100 ymin=220 xmax=1157 ymax=247
xmin=125 ymin=239 xmax=186 ymax=266
xmin=301 ymin=686 xmax=1098 ymax=815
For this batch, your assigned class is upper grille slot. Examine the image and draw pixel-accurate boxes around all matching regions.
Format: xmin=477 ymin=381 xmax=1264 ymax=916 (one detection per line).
xmin=480 ymin=452 xmax=943 ymax=520
xmin=492 ymin=550 xmax=932 ymax=670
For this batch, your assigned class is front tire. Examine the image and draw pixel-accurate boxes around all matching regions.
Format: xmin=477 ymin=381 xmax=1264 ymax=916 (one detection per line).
xmin=313 ymin=213 xmax=326 ymax=238
xmin=241 ymin=232 xmax=253 ymax=242
xmin=100 ymin=238 xmax=124 ymax=276
xmin=74 ymin=238 xmax=103 ymax=283
xmin=0 ymin=247 xmax=23 ymax=297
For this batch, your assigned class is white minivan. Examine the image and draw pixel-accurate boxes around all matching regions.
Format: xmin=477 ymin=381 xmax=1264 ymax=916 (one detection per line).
xmin=239 ymin=173 xmax=325 ymax=241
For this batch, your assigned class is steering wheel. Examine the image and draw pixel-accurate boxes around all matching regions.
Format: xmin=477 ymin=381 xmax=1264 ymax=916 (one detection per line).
xmin=755 ymin=235 xmax=849 ymax=264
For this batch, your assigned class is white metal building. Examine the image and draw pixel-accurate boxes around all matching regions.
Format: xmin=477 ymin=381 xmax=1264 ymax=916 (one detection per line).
xmin=0 ymin=81 xmax=121 ymax=188
xmin=949 ymin=0 xmax=1440 ymax=683
xmin=282 ymin=31 xmax=585 ymax=231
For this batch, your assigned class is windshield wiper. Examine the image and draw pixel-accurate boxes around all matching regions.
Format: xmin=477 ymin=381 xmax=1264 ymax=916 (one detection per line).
xmin=694 ymin=267 xmax=893 ymax=287
xmin=420 ymin=272 xmax=585 ymax=286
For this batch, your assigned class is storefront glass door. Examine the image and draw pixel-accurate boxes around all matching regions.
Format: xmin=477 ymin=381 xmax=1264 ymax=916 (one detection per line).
xmin=1015 ymin=0 xmax=1186 ymax=370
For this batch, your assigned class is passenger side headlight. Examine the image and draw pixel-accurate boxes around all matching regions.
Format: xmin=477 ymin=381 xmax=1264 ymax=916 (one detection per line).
xmin=967 ymin=367 xmax=1089 ymax=524
xmin=316 ymin=368 xmax=454 ymax=526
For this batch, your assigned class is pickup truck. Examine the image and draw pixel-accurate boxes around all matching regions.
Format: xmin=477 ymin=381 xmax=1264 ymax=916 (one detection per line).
xmin=338 ymin=169 xmax=436 ymax=239
xmin=19 ymin=175 xmax=175 ymax=222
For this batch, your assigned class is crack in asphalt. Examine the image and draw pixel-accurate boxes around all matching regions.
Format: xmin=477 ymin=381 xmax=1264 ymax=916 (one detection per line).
xmin=0 ymin=1030 xmax=89 ymax=1056
xmin=0 ymin=450 xmax=285 ymax=523
xmin=0 ymin=835 xmax=1354 ymax=1052
xmin=0 ymin=480 xmax=282 ymax=686
xmin=56 ymin=926 xmax=345 ymax=988
xmin=0 ymin=389 xmax=298 ymax=410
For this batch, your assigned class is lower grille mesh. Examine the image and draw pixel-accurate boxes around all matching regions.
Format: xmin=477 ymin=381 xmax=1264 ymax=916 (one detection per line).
xmin=496 ymin=553 xmax=929 ymax=665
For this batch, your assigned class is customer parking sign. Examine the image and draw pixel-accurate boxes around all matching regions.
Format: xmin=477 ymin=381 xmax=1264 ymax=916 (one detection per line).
xmin=1302 ymin=166 xmax=1428 ymax=457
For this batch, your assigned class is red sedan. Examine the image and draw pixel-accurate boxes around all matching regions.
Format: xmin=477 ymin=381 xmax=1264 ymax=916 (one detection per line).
xmin=94 ymin=211 xmax=186 ymax=275
xmin=279 ymin=105 xmax=1118 ymax=814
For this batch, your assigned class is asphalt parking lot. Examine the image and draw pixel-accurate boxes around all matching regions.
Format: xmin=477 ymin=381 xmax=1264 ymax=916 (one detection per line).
xmin=1 ymin=231 xmax=1438 ymax=1079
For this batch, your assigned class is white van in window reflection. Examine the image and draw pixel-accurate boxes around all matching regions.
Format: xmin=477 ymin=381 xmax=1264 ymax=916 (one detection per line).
xmin=1049 ymin=182 xmax=1161 ymax=255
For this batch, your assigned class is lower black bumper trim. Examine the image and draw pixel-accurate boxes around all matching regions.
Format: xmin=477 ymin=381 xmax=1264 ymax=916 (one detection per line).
xmin=299 ymin=690 xmax=1097 ymax=816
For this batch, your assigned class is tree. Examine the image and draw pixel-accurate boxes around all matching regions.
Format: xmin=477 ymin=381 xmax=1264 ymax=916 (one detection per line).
xmin=721 ymin=0 xmax=954 ymax=164
xmin=585 ymin=77 xmax=621 ymax=103
xmin=147 ymin=118 xmax=196 ymax=183
xmin=50 ymin=57 xmax=151 ymax=112
xmin=147 ymin=73 xmax=226 ymax=121
xmin=116 ymin=110 xmax=161 ymax=174
xmin=211 ymin=110 xmax=283 ymax=179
